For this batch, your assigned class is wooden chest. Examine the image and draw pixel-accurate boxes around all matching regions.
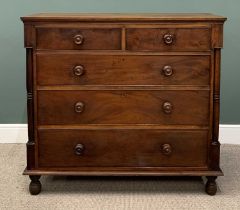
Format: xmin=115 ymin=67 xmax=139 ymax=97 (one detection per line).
xmin=21 ymin=13 xmax=226 ymax=195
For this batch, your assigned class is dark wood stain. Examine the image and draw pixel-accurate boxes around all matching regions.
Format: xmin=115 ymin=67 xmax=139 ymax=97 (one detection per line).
xmin=38 ymin=129 xmax=208 ymax=167
xmin=21 ymin=13 xmax=226 ymax=195
xmin=126 ymin=28 xmax=211 ymax=51
xmin=37 ymin=28 xmax=122 ymax=50
xmin=37 ymin=90 xmax=209 ymax=125
xmin=37 ymin=54 xmax=210 ymax=86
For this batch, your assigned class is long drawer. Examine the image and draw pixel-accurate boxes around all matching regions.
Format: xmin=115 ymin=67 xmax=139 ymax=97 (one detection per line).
xmin=37 ymin=54 xmax=210 ymax=86
xmin=38 ymin=129 xmax=208 ymax=167
xmin=37 ymin=90 xmax=209 ymax=125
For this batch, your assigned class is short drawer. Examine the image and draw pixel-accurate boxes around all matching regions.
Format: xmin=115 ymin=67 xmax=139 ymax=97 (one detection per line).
xmin=37 ymin=90 xmax=209 ymax=125
xmin=36 ymin=28 xmax=122 ymax=50
xmin=38 ymin=129 xmax=208 ymax=167
xmin=126 ymin=28 xmax=211 ymax=51
xmin=37 ymin=54 xmax=210 ymax=86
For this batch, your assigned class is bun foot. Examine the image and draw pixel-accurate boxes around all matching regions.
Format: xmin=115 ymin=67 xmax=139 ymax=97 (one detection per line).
xmin=205 ymin=176 xmax=217 ymax=196
xmin=29 ymin=175 xmax=41 ymax=195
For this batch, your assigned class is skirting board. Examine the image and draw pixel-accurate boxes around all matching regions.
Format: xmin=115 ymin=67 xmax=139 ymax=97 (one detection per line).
xmin=0 ymin=124 xmax=239 ymax=144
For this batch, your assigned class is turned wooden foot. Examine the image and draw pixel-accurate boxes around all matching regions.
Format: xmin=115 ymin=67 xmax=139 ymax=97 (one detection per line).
xmin=29 ymin=175 xmax=41 ymax=195
xmin=205 ymin=176 xmax=217 ymax=196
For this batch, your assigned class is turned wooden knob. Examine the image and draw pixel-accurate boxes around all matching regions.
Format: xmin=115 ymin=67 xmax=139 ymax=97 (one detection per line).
xmin=162 ymin=101 xmax=173 ymax=114
xmin=75 ymin=102 xmax=85 ymax=113
xmin=73 ymin=65 xmax=84 ymax=76
xmin=161 ymin=144 xmax=172 ymax=156
xmin=74 ymin=34 xmax=84 ymax=45
xmin=74 ymin=144 xmax=85 ymax=155
xmin=163 ymin=34 xmax=174 ymax=45
xmin=162 ymin=65 xmax=173 ymax=76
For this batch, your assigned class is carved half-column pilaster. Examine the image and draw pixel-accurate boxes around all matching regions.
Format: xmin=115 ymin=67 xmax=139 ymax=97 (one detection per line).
xmin=26 ymin=48 xmax=35 ymax=169
xmin=210 ymin=48 xmax=221 ymax=170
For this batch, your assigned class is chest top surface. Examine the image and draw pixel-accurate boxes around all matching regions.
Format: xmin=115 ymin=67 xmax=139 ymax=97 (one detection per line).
xmin=21 ymin=13 xmax=227 ymax=22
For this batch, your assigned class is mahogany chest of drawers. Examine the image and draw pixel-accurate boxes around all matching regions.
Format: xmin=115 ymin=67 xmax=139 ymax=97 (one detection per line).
xmin=21 ymin=13 xmax=226 ymax=195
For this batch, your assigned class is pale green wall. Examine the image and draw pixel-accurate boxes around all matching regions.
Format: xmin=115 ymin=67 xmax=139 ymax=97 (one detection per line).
xmin=0 ymin=0 xmax=239 ymax=123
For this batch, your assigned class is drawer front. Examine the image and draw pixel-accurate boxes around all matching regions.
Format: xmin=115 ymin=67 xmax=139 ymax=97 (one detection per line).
xmin=37 ymin=54 xmax=210 ymax=86
xmin=38 ymin=90 xmax=209 ymax=125
xmin=36 ymin=28 xmax=121 ymax=50
xmin=126 ymin=28 xmax=211 ymax=51
xmin=38 ymin=129 xmax=208 ymax=167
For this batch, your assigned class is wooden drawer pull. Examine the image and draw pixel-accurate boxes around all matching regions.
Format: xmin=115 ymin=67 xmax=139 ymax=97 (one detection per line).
xmin=161 ymin=144 xmax=172 ymax=156
xmin=162 ymin=65 xmax=173 ymax=76
xmin=163 ymin=34 xmax=174 ymax=45
xmin=74 ymin=144 xmax=85 ymax=156
xmin=73 ymin=65 xmax=84 ymax=76
xmin=75 ymin=102 xmax=85 ymax=113
xmin=162 ymin=101 xmax=173 ymax=114
xmin=74 ymin=34 xmax=84 ymax=45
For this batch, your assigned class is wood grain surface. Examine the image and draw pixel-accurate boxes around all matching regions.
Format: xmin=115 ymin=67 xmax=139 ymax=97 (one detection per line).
xmin=37 ymin=54 xmax=210 ymax=86
xmin=36 ymin=28 xmax=122 ymax=50
xmin=21 ymin=14 xmax=226 ymax=194
xmin=126 ymin=28 xmax=211 ymax=51
xmin=37 ymin=90 xmax=209 ymax=125
xmin=38 ymin=129 xmax=208 ymax=167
